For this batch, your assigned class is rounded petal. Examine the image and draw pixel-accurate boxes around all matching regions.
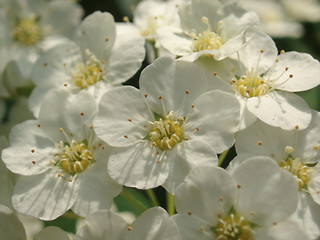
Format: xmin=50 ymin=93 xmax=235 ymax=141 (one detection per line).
xmin=75 ymin=210 xmax=127 ymax=240
xmin=78 ymin=11 xmax=116 ymax=59
xmin=175 ymin=166 xmax=236 ymax=224
xmin=232 ymin=157 xmax=298 ymax=226
xmin=271 ymin=52 xmax=320 ymax=92
xmin=247 ymin=91 xmax=312 ymax=130
xmin=0 ymin=204 xmax=26 ymax=240
xmin=93 ymin=86 xmax=152 ymax=147
xmin=12 ymin=171 xmax=79 ymax=220
xmin=128 ymin=207 xmax=180 ymax=240
xmin=107 ymin=23 xmax=145 ymax=85
xmin=107 ymin=143 xmax=170 ymax=189
xmin=2 ymin=120 xmax=54 ymax=175
xmin=72 ymin=159 xmax=122 ymax=217
xmin=39 ymin=90 xmax=98 ymax=142
xmin=235 ymin=119 xmax=295 ymax=161
xmin=186 ymin=90 xmax=240 ymax=153
xmin=139 ymin=57 xmax=208 ymax=116
xmin=34 ymin=226 xmax=70 ymax=240
xmin=309 ymin=174 xmax=320 ymax=205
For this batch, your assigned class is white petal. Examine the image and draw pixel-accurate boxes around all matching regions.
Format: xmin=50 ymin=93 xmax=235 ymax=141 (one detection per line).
xmin=12 ymin=171 xmax=79 ymax=220
xmin=2 ymin=120 xmax=54 ymax=175
xmin=271 ymin=52 xmax=320 ymax=92
xmin=41 ymin=0 xmax=83 ymax=38
xmin=0 ymin=204 xmax=26 ymax=240
xmin=107 ymin=23 xmax=145 ymax=85
xmin=186 ymin=90 xmax=240 ymax=153
xmin=140 ymin=57 xmax=208 ymax=116
xmin=72 ymin=160 xmax=122 ymax=217
xmin=93 ymin=86 xmax=152 ymax=147
xmin=232 ymin=157 xmax=298 ymax=226
xmin=172 ymin=214 xmax=213 ymax=240
xmin=107 ymin=142 xmax=170 ymax=189
xmin=294 ymin=110 xmax=320 ymax=162
xmin=157 ymin=26 xmax=193 ymax=56
xmin=175 ymin=166 xmax=236 ymax=224
xmin=34 ymin=226 xmax=70 ymax=240
xmin=255 ymin=219 xmax=311 ymax=240
xmin=246 ymin=91 xmax=312 ymax=130
xmin=289 ymin=192 xmax=320 ymax=240
xmin=128 ymin=207 xmax=180 ymax=240
xmin=75 ymin=210 xmax=127 ymax=240
xmin=309 ymin=174 xmax=320 ymax=205
xmin=79 ymin=12 xmax=116 ymax=60
xmin=235 ymin=119 xmax=295 ymax=161
xmin=232 ymin=31 xmax=278 ymax=75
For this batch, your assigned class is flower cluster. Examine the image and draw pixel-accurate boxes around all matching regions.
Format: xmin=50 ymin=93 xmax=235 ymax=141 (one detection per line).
xmin=0 ymin=0 xmax=320 ymax=239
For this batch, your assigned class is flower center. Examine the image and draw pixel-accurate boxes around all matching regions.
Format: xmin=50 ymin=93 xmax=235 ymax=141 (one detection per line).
xmin=279 ymin=157 xmax=313 ymax=190
xmin=54 ymin=140 xmax=94 ymax=175
xmin=214 ymin=213 xmax=254 ymax=240
xmin=12 ymin=18 xmax=41 ymax=46
xmin=191 ymin=17 xmax=223 ymax=52
xmin=140 ymin=15 xmax=164 ymax=38
xmin=148 ymin=112 xmax=184 ymax=150
xmin=232 ymin=70 xmax=270 ymax=98
xmin=72 ymin=50 xmax=104 ymax=89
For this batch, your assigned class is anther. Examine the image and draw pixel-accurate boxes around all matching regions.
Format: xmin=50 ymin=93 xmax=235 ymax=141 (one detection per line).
xmin=144 ymin=94 xmax=148 ymax=97
xmin=260 ymin=49 xmax=264 ymax=53
xmin=64 ymin=83 xmax=68 ymax=87
xmin=43 ymin=63 xmax=48 ymax=67
xmin=128 ymin=119 xmax=132 ymax=122
xmin=188 ymin=211 xmax=192 ymax=215
xmin=257 ymin=141 xmax=263 ymax=146
xmin=128 ymin=226 xmax=133 ymax=231
xmin=294 ymin=125 xmax=300 ymax=130
xmin=32 ymin=161 xmax=36 ymax=164
xmin=159 ymin=96 xmax=163 ymax=100
xmin=31 ymin=149 xmax=35 ymax=153
xmin=289 ymin=74 xmax=293 ymax=78
xmin=37 ymin=124 xmax=41 ymax=127
xmin=105 ymin=38 xmax=109 ymax=42
xmin=80 ymin=112 xmax=85 ymax=116
xmin=237 ymin=184 xmax=241 ymax=188
xmin=123 ymin=16 xmax=129 ymax=22
xmin=280 ymin=50 xmax=285 ymax=54
xmin=185 ymin=90 xmax=189 ymax=94
xmin=124 ymin=135 xmax=128 ymax=138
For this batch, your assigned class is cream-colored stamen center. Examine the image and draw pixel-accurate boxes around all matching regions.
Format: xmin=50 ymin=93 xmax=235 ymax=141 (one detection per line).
xmin=12 ymin=18 xmax=41 ymax=46
xmin=214 ymin=213 xmax=254 ymax=240
xmin=280 ymin=157 xmax=313 ymax=190
xmin=72 ymin=50 xmax=104 ymax=89
xmin=54 ymin=140 xmax=94 ymax=175
xmin=148 ymin=112 xmax=184 ymax=150
xmin=233 ymin=70 xmax=270 ymax=98
xmin=191 ymin=17 xmax=223 ymax=52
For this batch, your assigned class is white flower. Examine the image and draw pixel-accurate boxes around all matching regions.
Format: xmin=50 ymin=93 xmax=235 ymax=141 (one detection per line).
xmin=234 ymin=110 xmax=320 ymax=239
xmin=75 ymin=207 xmax=180 ymax=240
xmin=28 ymin=11 xmax=146 ymax=117
xmin=0 ymin=0 xmax=83 ymax=96
xmin=2 ymin=91 xmax=122 ymax=220
xmin=93 ymin=57 xmax=240 ymax=193
xmin=173 ymin=158 xmax=309 ymax=240
xmin=157 ymin=0 xmax=259 ymax=61
xmin=133 ymin=0 xmax=181 ymax=43
xmin=198 ymin=31 xmax=320 ymax=130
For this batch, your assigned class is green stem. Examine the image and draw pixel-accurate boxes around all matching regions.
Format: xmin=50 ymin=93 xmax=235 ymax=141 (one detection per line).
xmin=218 ymin=149 xmax=229 ymax=166
xmin=121 ymin=188 xmax=148 ymax=213
xmin=166 ymin=192 xmax=175 ymax=216
xmin=146 ymin=189 xmax=159 ymax=207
